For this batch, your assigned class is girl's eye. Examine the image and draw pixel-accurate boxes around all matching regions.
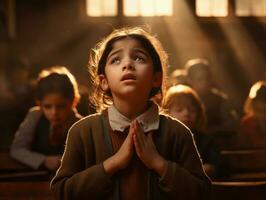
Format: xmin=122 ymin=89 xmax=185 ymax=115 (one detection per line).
xmin=135 ymin=56 xmax=144 ymax=62
xmin=110 ymin=57 xmax=121 ymax=64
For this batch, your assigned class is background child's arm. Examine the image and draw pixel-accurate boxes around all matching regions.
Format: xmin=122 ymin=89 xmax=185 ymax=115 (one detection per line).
xmin=43 ymin=155 xmax=61 ymax=171
xmin=10 ymin=107 xmax=46 ymax=169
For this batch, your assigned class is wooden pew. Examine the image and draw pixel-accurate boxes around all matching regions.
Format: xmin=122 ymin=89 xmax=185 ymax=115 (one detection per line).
xmin=0 ymin=181 xmax=55 ymax=200
xmin=211 ymin=181 xmax=266 ymax=200
xmin=0 ymin=152 xmax=55 ymax=199
xmin=0 ymin=152 xmax=29 ymax=172
xmin=0 ymin=152 xmax=51 ymax=181
xmin=220 ymin=149 xmax=266 ymax=181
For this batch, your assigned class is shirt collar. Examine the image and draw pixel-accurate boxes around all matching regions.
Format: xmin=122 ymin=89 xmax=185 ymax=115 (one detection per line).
xmin=108 ymin=102 xmax=160 ymax=132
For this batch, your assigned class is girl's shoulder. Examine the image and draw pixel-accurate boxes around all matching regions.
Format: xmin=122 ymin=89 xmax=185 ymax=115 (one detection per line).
xmin=160 ymin=113 xmax=188 ymax=128
xmin=67 ymin=113 xmax=107 ymax=143
xmin=159 ymin=113 xmax=191 ymax=135
xmin=158 ymin=114 xmax=195 ymax=148
xmin=26 ymin=106 xmax=43 ymax=118
xmin=70 ymin=112 xmax=104 ymax=130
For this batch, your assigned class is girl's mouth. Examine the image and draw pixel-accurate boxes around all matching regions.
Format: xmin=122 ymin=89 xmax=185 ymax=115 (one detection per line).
xmin=121 ymin=73 xmax=136 ymax=81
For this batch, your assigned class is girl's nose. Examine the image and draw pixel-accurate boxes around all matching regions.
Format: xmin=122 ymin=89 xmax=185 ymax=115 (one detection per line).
xmin=122 ymin=59 xmax=135 ymax=71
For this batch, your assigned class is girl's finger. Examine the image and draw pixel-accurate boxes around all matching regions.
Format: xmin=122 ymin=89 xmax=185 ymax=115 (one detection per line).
xmin=147 ymin=132 xmax=156 ymax=148
xmin=135 ymin=120 xmax=145 ymax=147
xmin=133 ymin=134 xmax=142 ymax=156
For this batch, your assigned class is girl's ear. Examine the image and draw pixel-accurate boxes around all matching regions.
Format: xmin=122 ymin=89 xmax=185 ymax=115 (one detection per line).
xmin=99 ymin=74 xmax=109 ymax=91
xmin=152 ymin=72 xmax=162 ymax=88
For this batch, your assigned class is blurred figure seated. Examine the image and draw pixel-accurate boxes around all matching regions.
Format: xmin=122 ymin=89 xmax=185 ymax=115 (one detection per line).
xmin=162 ymin=84 xmax=222 ymax=178
xmin=10 ymin=66 xmax=82 ymax=172
xmin=185 ymin=58 xmax=238 ymax=138
xmin=169 ymin=68 xmax=188 ymax=86
xmin=238 ymin=80 xmax=266 ymax=149
xmin=0 ymin=56 xmax=35 ymax=150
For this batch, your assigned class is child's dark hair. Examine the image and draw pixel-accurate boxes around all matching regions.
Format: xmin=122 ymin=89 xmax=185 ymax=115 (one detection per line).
xmin=88 ymin=27 xmax=168 ymax=112
xmin=36 ymin=66 xmax=80 ymax=107
xmin=244 ymin=80 xmax=266 ymax=114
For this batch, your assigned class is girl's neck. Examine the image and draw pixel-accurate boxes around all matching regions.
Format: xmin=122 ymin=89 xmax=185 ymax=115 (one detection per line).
xmin=113 ymin=98 xmax=150 ymax=120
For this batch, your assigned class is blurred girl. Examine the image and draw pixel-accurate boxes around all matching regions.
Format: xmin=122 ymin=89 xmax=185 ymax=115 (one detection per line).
xmin=239 ymin=81 xmax=266 ymax=149
xmin=162 ymin=84 xmax=221 ymax=178
xmin=10 ymin=66 xmax=82 ymax=172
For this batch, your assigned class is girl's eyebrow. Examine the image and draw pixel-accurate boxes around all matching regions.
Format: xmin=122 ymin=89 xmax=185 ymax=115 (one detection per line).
xmin=134 ymin=48 xmax=150 ymax=57
xmin=107 ymin=47 xmax=150 ymax=60
xmin=107 ymin=49 xmax=123 ymax=60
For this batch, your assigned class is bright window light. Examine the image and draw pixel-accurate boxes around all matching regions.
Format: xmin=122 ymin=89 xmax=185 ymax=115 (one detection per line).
xmin=196 ymin=0 xmax=228 ymax=17
xmin=236 ymin=0 xmax=266 ymax=16
xmin=123 ymin=0 xmax=173 ymax=16
xmin=86 ymin=0 xmax=117 ymax=16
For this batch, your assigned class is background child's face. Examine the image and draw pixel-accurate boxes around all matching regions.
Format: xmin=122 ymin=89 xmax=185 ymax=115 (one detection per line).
xmin=39 ymin=93 xmax=73 ymax=127
xmin=100 ymin=37 xmax=161 ymax=100
xmin=169 ymin=102 xmax=197 ymax=130
xmin=189 ymin=71 xmax=212 ymax=95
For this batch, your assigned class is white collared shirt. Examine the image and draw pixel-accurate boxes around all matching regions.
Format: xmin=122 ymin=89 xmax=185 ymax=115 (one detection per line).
xmin=108 ymin=103 xmax=160 ymax=132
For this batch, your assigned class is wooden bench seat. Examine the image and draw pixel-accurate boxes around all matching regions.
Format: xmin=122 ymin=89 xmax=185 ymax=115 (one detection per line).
xmin=211 ymin=181 xmax=266 ymax=200
xmin=0 ymin=181 xmax=54 ymax=200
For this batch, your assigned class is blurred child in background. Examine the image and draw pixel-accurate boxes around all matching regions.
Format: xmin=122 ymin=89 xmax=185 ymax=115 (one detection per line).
xmin=239 ymin=81 xmax=266 ymax=149
xmin=162 ymin=84 xmax=221 ymax=178
xmin=185 ymin=58 xmax=238 ymax=137
xmin=10 ymin=66 xmax=82 ymax=172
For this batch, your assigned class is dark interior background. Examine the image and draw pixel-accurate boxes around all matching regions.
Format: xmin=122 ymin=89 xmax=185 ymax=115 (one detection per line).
xmin=1 ymin=0 xmax=266 ymax=115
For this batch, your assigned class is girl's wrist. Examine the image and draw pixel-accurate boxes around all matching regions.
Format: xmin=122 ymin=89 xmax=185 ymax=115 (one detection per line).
xmin=152 ymin=155 xmax=167 ymax=177
xmin=103 ymin=156 xmax=121 ymax=177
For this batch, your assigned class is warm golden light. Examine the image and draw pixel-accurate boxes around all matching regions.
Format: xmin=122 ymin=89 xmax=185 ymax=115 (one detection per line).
xmin=216 ymin=17 xmax=266 ymax=83
xmin=196 ymin=0 xmax=228 ymax=17
xmin=236 ymin=0 xmax=266 ymax=16
xmin=86 ymin=0 xmax=117 ymax=17
xmin=123 ymin=0 xmax=173 ymax=16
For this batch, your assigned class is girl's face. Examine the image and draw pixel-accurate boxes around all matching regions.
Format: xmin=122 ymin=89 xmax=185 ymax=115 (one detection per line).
xmin=168 ymin=102 xmax=197 ymax=130
xmin=100 ymin=37 xmax=161 ymax=102
xmin=39 ymin=93 xmax=73 ymax=127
